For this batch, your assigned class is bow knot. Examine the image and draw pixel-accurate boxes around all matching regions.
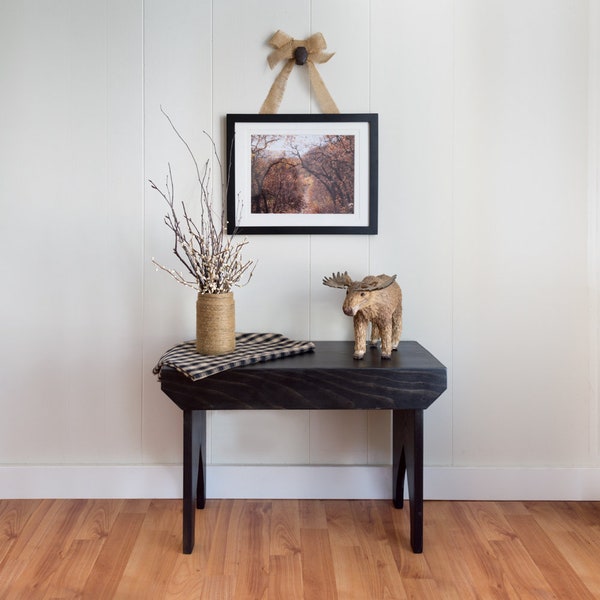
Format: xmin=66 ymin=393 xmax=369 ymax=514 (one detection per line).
xmin=266 ymin=31 xmax=334 ymax=69
xmin=260 ymin=30 xmax=339 ymax=114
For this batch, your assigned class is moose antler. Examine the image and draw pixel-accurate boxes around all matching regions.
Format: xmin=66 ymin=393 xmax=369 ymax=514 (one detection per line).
xmin=355 ymin=274 xmax=397 ymax=291
xmin=322 ymin=271 xmax=354 ymax=289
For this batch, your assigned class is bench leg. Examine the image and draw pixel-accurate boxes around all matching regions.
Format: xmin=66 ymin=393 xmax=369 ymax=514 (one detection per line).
xmin=182 ymin=409 xmax=206 ymax=554
xmin=392 ymin=409 xmax=424 ymax=553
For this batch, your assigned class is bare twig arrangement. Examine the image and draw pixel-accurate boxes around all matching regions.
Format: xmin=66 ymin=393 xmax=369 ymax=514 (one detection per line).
xmin=150 ymin=108 xmax=255 ymax=294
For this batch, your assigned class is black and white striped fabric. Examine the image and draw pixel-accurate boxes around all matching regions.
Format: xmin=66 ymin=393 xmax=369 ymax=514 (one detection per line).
xmin=153 ymin=332 xmax=316 ymax=381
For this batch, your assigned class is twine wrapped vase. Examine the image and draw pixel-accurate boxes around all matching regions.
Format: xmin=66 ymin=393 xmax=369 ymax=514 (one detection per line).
xmin=196 ymin=292 xmax=235 ymax=355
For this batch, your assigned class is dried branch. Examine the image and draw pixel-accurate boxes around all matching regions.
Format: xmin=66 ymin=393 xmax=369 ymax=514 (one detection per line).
xmin=150 ymin=110 xmax=255 ymax=294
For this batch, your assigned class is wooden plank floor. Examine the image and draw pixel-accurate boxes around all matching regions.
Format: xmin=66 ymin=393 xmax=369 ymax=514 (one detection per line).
xmin=1 ymin=499 xmax=599 ymax=599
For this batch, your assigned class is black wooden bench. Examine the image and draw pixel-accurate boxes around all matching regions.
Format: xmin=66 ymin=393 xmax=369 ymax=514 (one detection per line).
xmin=158 ymin=340 xmax=447 ymax=553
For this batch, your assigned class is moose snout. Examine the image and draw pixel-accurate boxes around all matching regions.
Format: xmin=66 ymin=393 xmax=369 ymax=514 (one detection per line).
xmin=343 ymin=305 xmax=355 ymax=316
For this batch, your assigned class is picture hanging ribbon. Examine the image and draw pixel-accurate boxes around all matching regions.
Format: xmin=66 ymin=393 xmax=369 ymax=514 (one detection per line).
xmin=259 ymin=30 xmax=339 ymax=114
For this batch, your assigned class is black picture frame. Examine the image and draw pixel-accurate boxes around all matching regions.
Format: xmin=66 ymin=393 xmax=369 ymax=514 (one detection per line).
xmin=226 ymin=113 xmax=378 ymax=235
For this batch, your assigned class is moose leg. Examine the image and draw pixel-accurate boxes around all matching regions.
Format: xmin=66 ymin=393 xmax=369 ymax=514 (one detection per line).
xmin=392 ymin=306 xmax=403 ymax=350
xmin=353 ymin=313 xmax=369 ymax=359
xmin=379 ymin=320 xmax=393 ymax=359
xmin=370 ymin=322 xmax=380 ymax=347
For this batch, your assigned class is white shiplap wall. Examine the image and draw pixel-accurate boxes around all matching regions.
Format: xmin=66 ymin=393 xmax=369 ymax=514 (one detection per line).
xmin=0 ymin=0 xmax=598 ymax=500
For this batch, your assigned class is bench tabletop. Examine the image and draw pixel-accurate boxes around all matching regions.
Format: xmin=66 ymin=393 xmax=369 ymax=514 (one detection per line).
xmin=159 ymin=340 xmax=447 ymax=411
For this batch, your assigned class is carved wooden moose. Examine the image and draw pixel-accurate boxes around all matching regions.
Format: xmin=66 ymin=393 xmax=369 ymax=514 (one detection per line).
xmin=323 ymin=272 xmax=403 ymax=359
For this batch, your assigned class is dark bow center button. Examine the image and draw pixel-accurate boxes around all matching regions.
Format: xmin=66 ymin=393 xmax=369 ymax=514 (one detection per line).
xmin=294 ymin=46 xmax=308 ymax=65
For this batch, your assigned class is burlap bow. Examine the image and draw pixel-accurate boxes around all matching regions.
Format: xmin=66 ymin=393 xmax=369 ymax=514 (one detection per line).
xmin=260 ymin=30 xmax=339 ymax=114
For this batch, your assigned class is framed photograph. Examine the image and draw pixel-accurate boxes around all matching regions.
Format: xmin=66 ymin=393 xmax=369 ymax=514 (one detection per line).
xmin=226 ymin=113 xmax=378 ymax=235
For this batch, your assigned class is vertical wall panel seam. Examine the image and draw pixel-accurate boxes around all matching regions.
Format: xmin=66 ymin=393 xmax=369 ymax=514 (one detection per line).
xmin=309 ymin=0 xmax=313 ymax=113
xmin=588 ymin=0 xmax=600 ymax=460
xmin=104 ymin=0 xmax=110 ymax=455
xmin=209 ymin=0 xmax=215 ymax=465
xmin=308 ymin=0 xmax=313 ymax=339
xmin=368 ymin=0 xmax=372 ymax=275
xmin=367 ymin=0 xmax=372 ymax=462
xmin=140 ymin=0 xmax=147 ymax=462
xmin=450 ymin=0 xmax=456 ymax=468
xmin=308 ymin=0 xmax=313 ymax=465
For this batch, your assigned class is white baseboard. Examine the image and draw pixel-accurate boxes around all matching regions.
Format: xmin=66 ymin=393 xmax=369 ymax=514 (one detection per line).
xmin=0 ymin=465 xmax=182 ymax=499
xmin=1 ymin=464 xmax=599 ymax=501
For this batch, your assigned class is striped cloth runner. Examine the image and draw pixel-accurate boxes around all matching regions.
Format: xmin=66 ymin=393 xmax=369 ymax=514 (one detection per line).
xmin=153 ymin=332 xmax=316 ymax=381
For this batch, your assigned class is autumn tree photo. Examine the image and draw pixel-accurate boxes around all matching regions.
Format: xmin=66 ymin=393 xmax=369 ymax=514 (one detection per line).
xmin=250 ymin=133 xmax=355 ymax=214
